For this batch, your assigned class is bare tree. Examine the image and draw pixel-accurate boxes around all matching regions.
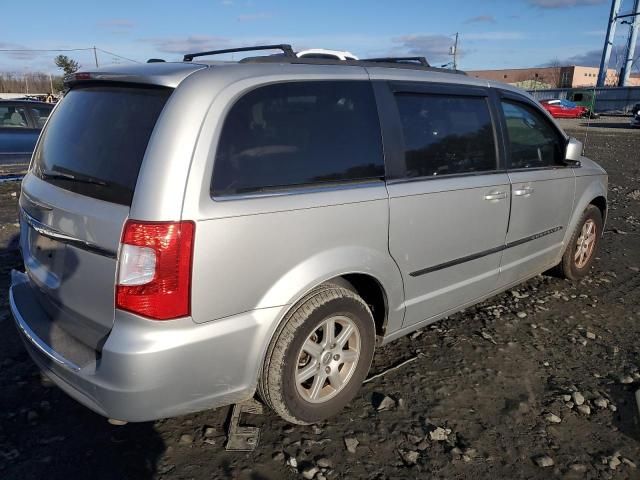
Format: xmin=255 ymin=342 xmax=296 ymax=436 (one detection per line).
xmin=547 ymin=59 xmax=563 ymax=88
xmin=0 ymin=72 xmax=61 ymax=93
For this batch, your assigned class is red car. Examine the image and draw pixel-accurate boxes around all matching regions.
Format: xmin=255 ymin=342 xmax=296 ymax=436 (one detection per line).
xmin=539 ymin=99 xmax=588 ymax=118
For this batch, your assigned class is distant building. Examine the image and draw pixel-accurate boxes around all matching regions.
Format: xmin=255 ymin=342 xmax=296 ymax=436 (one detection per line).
xmin=467 ymin=65 xmax=640 ymax=88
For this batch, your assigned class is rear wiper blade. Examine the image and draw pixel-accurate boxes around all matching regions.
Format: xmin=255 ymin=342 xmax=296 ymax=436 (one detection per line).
xmin=41 ymin=170 xmax=108 ymax=186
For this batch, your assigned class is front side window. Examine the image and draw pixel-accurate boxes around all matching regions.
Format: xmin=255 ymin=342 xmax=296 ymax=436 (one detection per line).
xmin=394 ymin=93 xmax=497 ymax=178
xmin=0 ymin=106 xmax=29 ymax=128
xmin=212 ymin=81 xmax=384 ymax=196
xmin=501 ymin=100 xmax=564 ymax=169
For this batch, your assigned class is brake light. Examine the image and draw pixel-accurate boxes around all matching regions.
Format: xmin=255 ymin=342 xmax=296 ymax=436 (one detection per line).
xmin=116 ymin=220 xmax=195 ymax=320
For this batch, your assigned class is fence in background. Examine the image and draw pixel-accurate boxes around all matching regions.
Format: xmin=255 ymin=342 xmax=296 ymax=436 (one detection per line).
xmin=527 ymin=86 xmax=640 ymax=114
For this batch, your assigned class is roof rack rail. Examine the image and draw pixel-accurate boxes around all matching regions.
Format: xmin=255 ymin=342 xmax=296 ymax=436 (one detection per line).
xmin=183 ymin=44 xmax=296 ymax=62
xmin=362 ymin=56 xmax=430 ymax=67
xmin=240 ymin=56 xmax=467 ymax=75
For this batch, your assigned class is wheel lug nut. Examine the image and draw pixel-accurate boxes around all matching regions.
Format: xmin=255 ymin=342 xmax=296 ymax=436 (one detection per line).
xmin=333 ymin=354 xmax=340 ymax=361
xmin=325 ymin=367 xmax=331 ymax=374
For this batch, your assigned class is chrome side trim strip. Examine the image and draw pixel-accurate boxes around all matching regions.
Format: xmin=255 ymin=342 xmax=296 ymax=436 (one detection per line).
xmin=21 ymin=209 xmax=117 ymax=259
xmin=9 ymin=285 xmax=81 ymax=372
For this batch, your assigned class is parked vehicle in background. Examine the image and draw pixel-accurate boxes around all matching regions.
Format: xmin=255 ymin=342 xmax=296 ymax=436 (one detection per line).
xmin=297 ymin=48 xmax=358 ymax=60
xmin=540 ymin=99 xmax=588 ymax=119
xmin=0 ymin=100 xmax=53 ymax=164
xmin=632 ymin=103 xmax=640 ymax=116
xmin=566 ymin=90 xmax=599 ymax=118
xmin=632 ymin=110 xmax=640 ymax=127
xmin=10 ymin=45 xmax=608 ymax=425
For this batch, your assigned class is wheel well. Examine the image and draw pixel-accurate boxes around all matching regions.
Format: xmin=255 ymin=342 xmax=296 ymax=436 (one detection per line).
xmin=590 ymin=196 xmax=607 ymax=220
xmin=334 ymin=274 xmax=387 ymax=337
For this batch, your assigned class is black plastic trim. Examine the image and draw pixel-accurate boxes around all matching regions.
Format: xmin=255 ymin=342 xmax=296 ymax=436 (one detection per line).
xmin=409 ymin=226 xmax=563 ymax=277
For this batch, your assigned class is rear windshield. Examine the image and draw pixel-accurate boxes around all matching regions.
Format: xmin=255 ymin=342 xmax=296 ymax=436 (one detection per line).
xmin=33 ymin=85 xmax=172 ymax=205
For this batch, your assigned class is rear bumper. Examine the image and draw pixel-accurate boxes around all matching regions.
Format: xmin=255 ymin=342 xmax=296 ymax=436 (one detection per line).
xmin=10 ymin=270 xmax=282 ymax=422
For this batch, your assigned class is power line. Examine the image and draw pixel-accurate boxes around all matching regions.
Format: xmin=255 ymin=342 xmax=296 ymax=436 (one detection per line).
xmin=95 ymin=48 xmax=141 ymax=64
xmin=0 ymin=48 xmax=94 ymax=53
xmin=0 ymin=46 xmax=142 ymax=64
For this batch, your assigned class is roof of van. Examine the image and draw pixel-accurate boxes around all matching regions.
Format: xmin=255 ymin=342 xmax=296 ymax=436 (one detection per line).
xmin=66 ymin=59 xmax=532 ymax=99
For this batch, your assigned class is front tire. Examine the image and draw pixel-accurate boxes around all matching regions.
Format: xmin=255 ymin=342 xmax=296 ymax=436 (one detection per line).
xmin=259 ymin=284 xmax=375 ymax=424
xmin=556 ymin=205 xmax=603 ymax=280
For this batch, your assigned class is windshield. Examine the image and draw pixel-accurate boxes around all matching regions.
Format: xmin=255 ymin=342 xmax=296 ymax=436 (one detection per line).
xmin=559 ymin=99 xmax=578 ymax=108
xmin=33 ymin=84 xmax=172 ymax=205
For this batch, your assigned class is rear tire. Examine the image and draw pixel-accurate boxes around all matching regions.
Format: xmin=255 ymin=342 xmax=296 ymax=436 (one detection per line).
xmin=555 ymin=205 xmax=602 ymax=280
xmin=259 ymin=284 xmax=375 ymax=424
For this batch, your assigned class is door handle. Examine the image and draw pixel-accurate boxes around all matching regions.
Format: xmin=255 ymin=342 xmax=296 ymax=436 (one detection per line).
xmin=484 ymin=191 xmax=508 ymax=201
xmin=513 ymin=187 xmax=534 ymax=197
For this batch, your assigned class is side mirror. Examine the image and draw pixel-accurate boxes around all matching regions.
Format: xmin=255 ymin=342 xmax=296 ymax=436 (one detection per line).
xmin=564 ymin=137 xmax=582 ymax=167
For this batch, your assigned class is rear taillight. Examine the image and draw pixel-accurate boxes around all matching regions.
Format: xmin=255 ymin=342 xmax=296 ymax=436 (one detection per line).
xmin=116 ymin=220 xmax=195 ymax=320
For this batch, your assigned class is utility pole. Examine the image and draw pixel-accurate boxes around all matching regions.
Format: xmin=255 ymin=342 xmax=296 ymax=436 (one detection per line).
xmin=93 ymin=46 xmax=99 ymax=68
xmin=49 ymin=73 xmax=53 ymax=94
xmin=619 ymin=0 xmax=640 ymax=86
xmin=597 ymin=0 xmax=622 ymax=87
xmin=451 ymin=32 xmax=459 ymax=70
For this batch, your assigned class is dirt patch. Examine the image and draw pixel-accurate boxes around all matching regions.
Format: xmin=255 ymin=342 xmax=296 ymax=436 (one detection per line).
xmin=1 ymin=121 xmax=639 ymax=479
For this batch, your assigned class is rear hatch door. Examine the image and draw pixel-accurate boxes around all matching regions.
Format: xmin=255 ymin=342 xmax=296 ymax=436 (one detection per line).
xmin=20 ymin=84 xmax=172 ymax=350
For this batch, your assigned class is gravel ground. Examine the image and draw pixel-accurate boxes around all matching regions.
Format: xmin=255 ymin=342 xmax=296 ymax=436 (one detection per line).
xmin=0 ymin=118 xmax=639 ymax=480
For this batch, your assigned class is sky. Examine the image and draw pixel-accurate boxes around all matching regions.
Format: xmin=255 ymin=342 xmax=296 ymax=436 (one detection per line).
xmin=1 ymin=0 xmax=639 ymax=74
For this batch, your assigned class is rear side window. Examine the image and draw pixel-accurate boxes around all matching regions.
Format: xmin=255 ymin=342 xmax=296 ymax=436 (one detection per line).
xmin=29 ymin=105 xmax=53 ymax=128
xmin=394 ymin=93 xmax=497 ymax=178
xmin=0 ymin=105 xmax=29 ymax=128
xmin=212 ymin=81 xmax=384 ymax=196
xmin=33 ymin=85 xmax=171 ymax=205
xmin=501 ymin=100 xmax=564 ymax=169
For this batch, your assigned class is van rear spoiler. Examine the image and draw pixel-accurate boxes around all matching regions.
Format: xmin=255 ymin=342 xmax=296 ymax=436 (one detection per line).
xmin=64 ymin=63 xmax=207 ymax=89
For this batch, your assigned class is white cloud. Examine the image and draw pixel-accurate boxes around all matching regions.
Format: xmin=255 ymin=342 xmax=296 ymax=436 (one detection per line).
xmin=97 ymin=18 xmax=135 ymax=34
xmin=465 ymin=15 xmax=496 ymax=24
xmin=391 ymin=35 xmax=458 ymax=62
xmin=465 ymin=32 xmax=526 ymax=41
xmin=143 ymin=35 xmax=233 ymax=54
xmin=528 ymin=0 xmax=606 ymax=8
xmin=236 ymin=12 xmax=272 ymax=22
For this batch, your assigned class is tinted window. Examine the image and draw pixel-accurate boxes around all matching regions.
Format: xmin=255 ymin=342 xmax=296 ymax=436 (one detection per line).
xmin=501 ymin=101 xmax=564 ymax=169
xmin=212 ymin=81 xmax=384 ymax=196
xmin=29 ymin=105 xmax=53 ymax=128
xmin=0 ymin=106 xmax=29 ymax=128
xmin=33 ymin=85 xmax=171 ymax=205
xmin=394 ymin=94 xmax=496 ymax=178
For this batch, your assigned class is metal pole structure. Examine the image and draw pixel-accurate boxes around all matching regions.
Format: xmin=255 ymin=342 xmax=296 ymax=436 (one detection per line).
xmin=453 ymin=32 xmax=459 ymax=70
xmin=597 ymin=0 xmax=623 ymax=87
xmin=93 ymin=46 xmax=99 ymax=68
xmin=619 ymin=0 xmax=640 ymax=86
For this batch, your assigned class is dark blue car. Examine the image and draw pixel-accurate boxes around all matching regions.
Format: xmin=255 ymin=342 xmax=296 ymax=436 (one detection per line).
xmin=0 ymin=100 xmax=54 ymax=166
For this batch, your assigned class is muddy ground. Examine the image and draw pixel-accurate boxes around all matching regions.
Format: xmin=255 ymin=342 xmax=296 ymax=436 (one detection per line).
xmin=0 ymin=118 xmax=639 ymax=480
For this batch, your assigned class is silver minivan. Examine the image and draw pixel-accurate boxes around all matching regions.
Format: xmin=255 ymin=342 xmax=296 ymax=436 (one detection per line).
xmin=10 ymin=45 xmax=607 ymax=425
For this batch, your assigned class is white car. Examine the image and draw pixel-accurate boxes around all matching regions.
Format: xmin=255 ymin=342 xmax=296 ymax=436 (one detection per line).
xmin=297 ymin=49 xmax=358 ymax=61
